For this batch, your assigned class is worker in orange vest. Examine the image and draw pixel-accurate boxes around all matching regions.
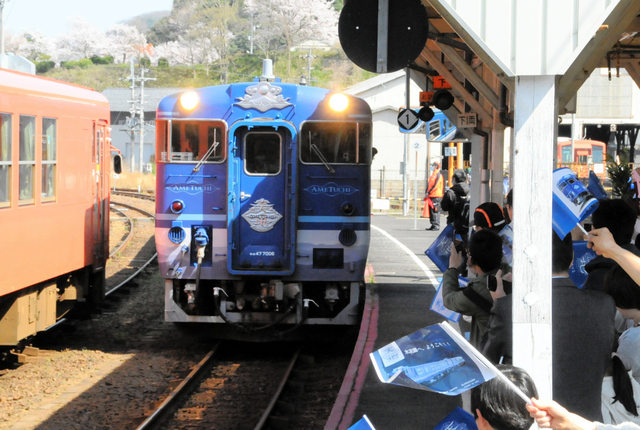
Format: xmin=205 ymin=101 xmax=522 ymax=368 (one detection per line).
xmin=424 ymin=161 xmax=444 ymax=231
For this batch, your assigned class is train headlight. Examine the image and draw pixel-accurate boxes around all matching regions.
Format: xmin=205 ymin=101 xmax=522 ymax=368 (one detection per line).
xmin=171 ymin=200 xmax=185 ymax=214
xmin=329 ymin=93 xmax=348 ymax=112
xmin=180 ymin=91 xmax=199 ymax=110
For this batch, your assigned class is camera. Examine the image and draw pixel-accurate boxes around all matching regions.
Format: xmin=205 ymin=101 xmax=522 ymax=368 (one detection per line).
xmin=487 ymin=275 xmax=512 ymax=295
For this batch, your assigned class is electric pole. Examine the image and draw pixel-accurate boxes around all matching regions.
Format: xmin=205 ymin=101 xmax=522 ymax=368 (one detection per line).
xmin=137 ymin=67 xmax=156 ymax=173
xmin=298 ymin=46 xmax=316 ymax=86
xmin=0 ymin=0 xmax=10 ymax=56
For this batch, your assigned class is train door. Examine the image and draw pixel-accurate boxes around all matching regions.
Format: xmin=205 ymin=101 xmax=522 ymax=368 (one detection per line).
xmin=92 ymin=121 xmax=107 ymax=267
xmin=227 ymin=122 xmax=297 ymax=275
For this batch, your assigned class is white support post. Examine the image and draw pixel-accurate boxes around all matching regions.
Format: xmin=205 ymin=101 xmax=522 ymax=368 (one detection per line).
xmin=512 ymin=75 xmax=556 ymax=400
xmin=469 ymin=134 xmax=483 ymax=215
xmin=491 ymin=116 xmax=505 ymax=204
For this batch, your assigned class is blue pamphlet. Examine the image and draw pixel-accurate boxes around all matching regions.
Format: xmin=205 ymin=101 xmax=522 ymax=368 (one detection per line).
xmin=347 ymin=415 xmax=376 ymax=430
xmin=588 ymin=170 xmax=608 ymax=200
xmin=434 ymin=407 xmax=478 ymax=430
xmin=569 ymin=241 xmax=598 ymax=289
xmin=499 ymin=224 xmax=514 ymax=266
xmin=425 ymin=224 xmax=456 ymax=273
xmin=370 ymin=322 xmax=497 ymax=396
xmin=430 ymin=278 xmax=467 ymax=323
xmin=552 ymin=168 xmax=599 ymax=238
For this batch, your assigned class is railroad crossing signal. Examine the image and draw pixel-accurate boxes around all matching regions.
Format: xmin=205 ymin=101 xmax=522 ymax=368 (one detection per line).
xmin=397 ymin=108 xmax=420 ymax=130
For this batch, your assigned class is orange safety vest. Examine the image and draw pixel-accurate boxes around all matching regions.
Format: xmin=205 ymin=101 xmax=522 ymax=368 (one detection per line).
xmin=426 ymin=169 xmax=444 ymax=198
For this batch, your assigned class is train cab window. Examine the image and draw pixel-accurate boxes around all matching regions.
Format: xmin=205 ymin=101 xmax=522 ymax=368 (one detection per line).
xmin=167 ymin=121 xmax=225 ymax=163
xmin=300 ymin=122 xmax=371 ymax=165
xmin=19 ymin=115 xmax=36 ymax=205
xmin=561 ymin=146 xmax=571 ymax=162
xmin=42 ymin=118 xmax=56 ymax=201
xmin=592 ymin=146 xmax=604 ymax=163
xmin=244 ymin=132 xmax=281 ymax=175
xmin=0 ymin=113 xmax=11 ymax=208
xmin=428 ymin=120 xmax=441 ymax=140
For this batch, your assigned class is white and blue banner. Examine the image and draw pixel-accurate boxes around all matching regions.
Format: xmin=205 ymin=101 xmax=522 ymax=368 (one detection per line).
xmin=434 ymin=407 xmax=478 ymax=430
xmin=425 ymin=224 xmax=456 ymax=273
xmin=347 ymin=415 xmax=376 ymax=430
xmin=552 ymin=168 xmax=599 ymax=238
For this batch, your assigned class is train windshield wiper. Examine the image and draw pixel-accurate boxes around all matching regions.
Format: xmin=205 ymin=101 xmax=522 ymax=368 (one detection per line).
xmin=193 ymin=141 xmax=219 ymax=173
xmin=310 ymin=144 xmax=335 ymax=174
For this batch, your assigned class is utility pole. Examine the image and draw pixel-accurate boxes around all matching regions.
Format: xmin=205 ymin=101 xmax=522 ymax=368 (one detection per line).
xmin=298 ymin=46 xmax=316 ymax=86
xmin=0 ymin=0 xmax=10 ymax=56
xmin=137 ymin=67 xmax=155 ymax=173
xmin=122 ymin=58 xmax=137 ymax=172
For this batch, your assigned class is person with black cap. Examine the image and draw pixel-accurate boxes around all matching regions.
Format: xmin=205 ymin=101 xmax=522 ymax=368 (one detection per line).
xmin=473 ymin=202 xmax=507 ymax=234
xmin=425 ymin=161 xmax=444 ymax=231
xmin=441 ymin=168 xmax=471 ymax=237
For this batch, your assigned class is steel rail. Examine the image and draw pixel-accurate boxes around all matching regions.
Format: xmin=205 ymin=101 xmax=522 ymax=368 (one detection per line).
xmin=109 ymin=206 xmax=134 ymax=258
xmin=112 ymin=190 xmax=155 ymax=201
xmin=254 ymin=347 xmax=301 ymax=430
xmin=135 ymin=342 xmax=223 ymax=430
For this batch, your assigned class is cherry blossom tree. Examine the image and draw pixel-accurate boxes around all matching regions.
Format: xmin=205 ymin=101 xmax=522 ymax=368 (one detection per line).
xmin=244 ymin=0 xmax=339 ymax=72
xmin=106 ymin=24 xmax=148 ymax=64
xmin=56 ymin=16 xmax=107 ymax=60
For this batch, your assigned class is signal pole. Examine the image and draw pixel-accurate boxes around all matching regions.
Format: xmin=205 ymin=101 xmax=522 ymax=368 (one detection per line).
xmin=299 ymin=46 xmax=316 ymax=86
xmin=138 ymin=67 xmax=156 ymax=173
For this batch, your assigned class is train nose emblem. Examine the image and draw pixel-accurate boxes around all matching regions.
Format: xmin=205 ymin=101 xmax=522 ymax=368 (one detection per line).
xmin=234 ymin=82 xmax=292 ymax=112
xmin=241 ymin=198 xmax=283 ymax=232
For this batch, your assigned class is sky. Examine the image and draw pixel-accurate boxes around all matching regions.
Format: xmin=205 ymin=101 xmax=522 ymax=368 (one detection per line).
xmin=3 ymin=0 xmax=174 ymax=38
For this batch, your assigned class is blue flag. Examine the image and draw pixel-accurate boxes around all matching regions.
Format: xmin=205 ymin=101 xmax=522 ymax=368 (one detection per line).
xmin=347 ymin=415 xmax=376 ymax=430
xmin=434 ymin=407 xmax=478 ymax=430
xmin=552 ymin=168 xmax=599 ymax=238
xmin=569 ymin=241 xmax=598 ymax=288
xmin=425 ymin=224 xmax=456 ymax=273
xmin=588 ymin=170 xmax=608 ymax=200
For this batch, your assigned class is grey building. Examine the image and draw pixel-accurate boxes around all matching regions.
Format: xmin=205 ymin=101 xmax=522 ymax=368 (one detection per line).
xmin=102 ymin=87 xmax=185 ymax=170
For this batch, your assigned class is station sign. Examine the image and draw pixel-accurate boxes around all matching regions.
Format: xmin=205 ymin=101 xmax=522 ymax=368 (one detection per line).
xmin=420 ymin=91 xmax=434 ymax=103
xmin=444 ymin=147 xmax=458 ymax=157
xmin=458 ymin=113 xmax=478 ymax=129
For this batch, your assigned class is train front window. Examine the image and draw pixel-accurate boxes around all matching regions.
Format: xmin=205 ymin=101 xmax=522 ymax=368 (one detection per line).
xmin=42 ymin=118 xmax=56 ymax=201
xmin=166 ymin=121 xmax=225 ymax=163
xmin=592 ymin=147 xmax=603 ymax=163
xmin=19 ymin=115 xmax=35 ymax=204
xmin=428 ymin=120 xmax=441 ymax=140
xmin=300 ymin=122 xmax=372 ymax=165
xmin=0 ymin=113 xmax=11 ymax=208
xmin=562 ymin=146 xmax=571 ymax=162
xmin=244 ymin=132 xmax=281 ymax=175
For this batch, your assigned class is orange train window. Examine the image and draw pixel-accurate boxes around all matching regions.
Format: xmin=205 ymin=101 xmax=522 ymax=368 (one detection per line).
xmin=0 ymin=113 xmax=11 ymax=208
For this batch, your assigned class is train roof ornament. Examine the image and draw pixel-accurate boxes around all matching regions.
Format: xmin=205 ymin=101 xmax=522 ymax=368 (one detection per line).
xmin=234 ymin=81 xmax=292 ymax=112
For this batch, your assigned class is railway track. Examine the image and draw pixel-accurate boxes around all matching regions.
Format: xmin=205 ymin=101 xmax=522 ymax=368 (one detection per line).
xmin=107 ymin=195 xmax=157 ymax=294
xmin=134 ymin=342 xmax=318 ymax=430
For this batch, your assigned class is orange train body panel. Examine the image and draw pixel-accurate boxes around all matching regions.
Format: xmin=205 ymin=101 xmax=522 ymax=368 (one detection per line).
xmin=0 ymin=68 xmax=111 ymax=298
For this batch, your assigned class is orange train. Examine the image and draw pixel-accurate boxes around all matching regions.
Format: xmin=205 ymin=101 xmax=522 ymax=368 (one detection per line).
xmin=0 ymin=68 xmax=116 ymax=346
xmin=557 ymin=139 xmax=607 ymax=179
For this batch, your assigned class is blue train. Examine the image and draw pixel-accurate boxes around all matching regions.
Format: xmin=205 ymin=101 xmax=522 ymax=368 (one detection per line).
xmin=154 ymin=61 xmax=372 ymax=338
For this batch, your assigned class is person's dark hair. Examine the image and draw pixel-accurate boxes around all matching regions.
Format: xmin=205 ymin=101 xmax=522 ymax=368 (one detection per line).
xmin=591 ymin=199 xmax=637 ymax=245
xmin=604 ymin=265 xmax=640 ymax=310
xmin=610 ymin=355 xmax=639 ymax=417
xmin=506 ymin=189 xmax=513 ymax=207
xmin=471 ymin=365 xmax=538 ymax=430
xmin=552 ymin=231 xmax=573 ymax=274
xmin=453 ymin=169 xmax=467 ymax=183
xmin=468 ymin=229 xmax=503 ymax=273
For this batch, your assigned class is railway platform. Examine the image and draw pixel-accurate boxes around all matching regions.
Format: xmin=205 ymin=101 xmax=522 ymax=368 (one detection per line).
xmin=326 ymin=213 xmax=465 ymax=430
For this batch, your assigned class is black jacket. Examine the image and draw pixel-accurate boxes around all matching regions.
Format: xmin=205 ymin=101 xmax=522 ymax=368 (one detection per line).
xmin=441 ymin=182 xmax=470 ymax=231
xmin=584 ymin=243 xmax=640 ymax=293
xmin=481 ymin=277 xmax=616 ymax=422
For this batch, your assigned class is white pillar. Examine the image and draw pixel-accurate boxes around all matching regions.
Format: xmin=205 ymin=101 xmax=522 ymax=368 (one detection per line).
xmin=469 ymin=134 xmax=483 ymax=215
xmin=512 ymin=75 xmax=556 ymax=400
xmin=491 ymin=116 xmax=505 ymax=204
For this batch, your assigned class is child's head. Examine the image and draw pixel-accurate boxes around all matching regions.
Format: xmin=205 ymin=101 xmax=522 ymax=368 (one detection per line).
xmin=605 ymin=265 xmax=640 ymax=317
xmin=471 ymin=365 xmax=538 ymax=430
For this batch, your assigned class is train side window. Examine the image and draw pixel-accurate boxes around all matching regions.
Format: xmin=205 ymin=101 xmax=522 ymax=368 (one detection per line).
xmin=0 ymin=113 xmax=11 ymax=208
xmin=157 ymin=120 xmax=168 ymax=161
xmin=301 ymin=122 xmax=370 ymax=165
xmin=19 ymin=115 xmax=36 ymax=205
xmin=428 ymin=120 xmax=441 ymax=140
xmin=42 ymin=118 xmax=56 ymax=201
xmin=244 ymin=132 xmax=281 ymax=175
xmin=561 ymin=146 xmax=571 ymax=162
xmin=169 ymin=121 xmax=226 ymax=163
